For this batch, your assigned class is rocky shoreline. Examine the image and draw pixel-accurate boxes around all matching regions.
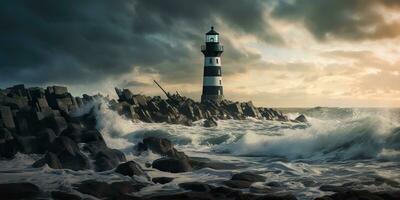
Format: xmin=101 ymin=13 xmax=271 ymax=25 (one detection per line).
xmin=1 ymin=84 xmax=398 ymax=200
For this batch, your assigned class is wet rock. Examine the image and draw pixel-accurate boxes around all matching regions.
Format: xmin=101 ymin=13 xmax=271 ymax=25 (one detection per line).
xmin=209 ymin=186 xmax=242 ymax=198
xmin=294 ymin=114 xmax=308 ymax=123
xmin=39 ymin=115 xmax=68 ymax=136
xmin=242 ymin=102 xmax=261 ymax=118
xmin=74 ymin=180 xmax=146 ymax=199
xmin=189 ymin=157 xmax=241 ymax=170
xmin=93 ymin=148 xmax=126 ymax=171
xmin=35 ymin=128 xmax=56 ymax=153
xmin=231 ymin=171 xmax=266 ymax=183
xmin=141 ymin=192 xmax=215 ymax=200
xmin=0 ymin=105 xmax=15 ymax=128
xmin=203 ymin=117 xmax=217 ymax=127
xmin=223 ymin=180 xmax=253 ymax=189
xmin=0 ymin=128 xmax=16 ymax=158
xmin=74 ymin=180 xmax=114 ymax=198
xmin=152 ymin=177 xmax=174 ymax=184
xmin=249 ymin=185 xmax=274 ymax=193
xmin=15 ymin=135 xmax=41 ymax=154
xmin=80 ymin=129 xmax=104 ymax=143
xmin=138 ymin=137 xmax=173 ymax=155
xmin=315 ymin=190 xmax=400 ymax=200
xmin=51 ymin=191 xmax=82 ymax=200
xmin=82 ymin=140 xmax=108 ymax=155
xmin=33 ymin=152 xmax=62 ymax=169
xmin=179 ymin=182 xmax=213 ymax=192
xmin=60 ymin=123 xmax=84 ymax=142
xmin=15 ymin=110 xmax=39 ymax=136
xmin=46 ymin=136 xmax=91 ymax=170
xmin=152 ymin=157 xmax=191 ymax=173
xmin=138 ymin=137 xmax=188 ymax=160
xmin=319 ymin=185 xmax=348 ymax=193
xmin=265 ymin=181 xmax=283 ymax=188
xmin=115 ymin=161 xmax=147 ymax=178
xmin=0 ymin=182 xmax=41 ymax=199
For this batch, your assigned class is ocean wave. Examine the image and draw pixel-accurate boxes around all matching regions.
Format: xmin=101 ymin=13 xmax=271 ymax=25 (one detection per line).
xmin=74 ymin=103 xmax=400 ymax=162
xmin=214 ymin=113 xmax=400 ymax=161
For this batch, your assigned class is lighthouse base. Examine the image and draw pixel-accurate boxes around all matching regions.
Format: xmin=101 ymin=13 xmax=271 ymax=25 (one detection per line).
xmin=201 ymin=94 xmax=224 ymax=103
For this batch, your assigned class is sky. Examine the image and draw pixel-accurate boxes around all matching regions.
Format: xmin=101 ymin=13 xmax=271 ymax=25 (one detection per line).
xmin=1 ymin=0 xmax=400 ymax=107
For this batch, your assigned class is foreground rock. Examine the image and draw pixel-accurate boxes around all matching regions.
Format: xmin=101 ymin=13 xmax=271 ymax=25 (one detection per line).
xmin=152 ymin=177 xmax=174 ymax=184
xmin=315 ymin=190 xmax=400 ymax=200
xmin=0 ymin=182 xmax=42 ymax=199
xmin=33 ymin=136 xmax=91 ymax=170
xmin=51 ymin=191 xmax=82 ymax=200
xmin=73 ymin=179 xmax=147 ymax=199
xmin=138 ymin=137 xmax=241 ymax=173
xmin=222 ymin=171 xmax=267 ymax=189
xmin=152 ymin=157 xmax=192 ymax=173
xmin=115 ymin=161 xmax=148 ymax=180
xmin=231 ymin=171 xmax=266 ymax=182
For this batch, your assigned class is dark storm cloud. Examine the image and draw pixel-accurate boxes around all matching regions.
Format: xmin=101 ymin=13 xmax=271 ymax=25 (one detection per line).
xmin=272 ymin=0 xmax=400 ymax=41
xmin=0 ymin=0 xmax=280 ymax=86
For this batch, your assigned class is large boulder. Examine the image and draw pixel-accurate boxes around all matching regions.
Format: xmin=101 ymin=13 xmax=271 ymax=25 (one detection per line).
xmin=179 ymin=182 xmax=213 ymax=192
xmin=242 ymin=102 xmax=261 ymax=118
xmin=137 ymin=137 xmax=174 ymax=156
xmin=39 ymin=115 xmax=68 ymax=135
xmin=315 ymin=190 xmax=400 ymax=200
xmin=35 ymin=128 xmax=56 ymax=153
xmin=152 ymin=177 xmax=174 ymax=184
xmin=152 ymin=157 xmax=191 ymax=173
xmin=60 ymin=123 xmax=84 ymax=142
xmin=203 ymin=117 xmax=217 ymax=127
xmin=51 ymin=191 xmax=82 ymax=200
xmin=82 ymin=140 xmax=108 ymax=155
xmin=80 ymin=129 xmax=104 ymax=143
xmin=93 ymin=148 xmax=126 ymax=172
xmin=294 ymin=114 xmax=308 ymax=123
xmin=15 ymin=136 xmax=41 ymax=154
xmin=138 ymin=137 xmax=189 ymax=160
xmin=34 ymin=136 xmax=91 ymax=170
xmin=74 ymin=180 xmax=146 ymax=199
xmin=115 ymin=161 xmax=147 ymax=178
xmin=223 ymin=180 xmax=253 ymax=189
xmin=0 ymin=105 xmax=15 ymax=129
xmin=33 ymin=152 xmax=63 ymax=169
xmin=0 ymin=182 xmax=42 ymax=199
xmin=0 ymin=128 xmax=16 ymax=158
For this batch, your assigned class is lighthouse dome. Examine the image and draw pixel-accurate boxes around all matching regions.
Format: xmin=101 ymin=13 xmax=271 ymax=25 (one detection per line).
xmin=206 ymin=26 xmax=219 ymax=35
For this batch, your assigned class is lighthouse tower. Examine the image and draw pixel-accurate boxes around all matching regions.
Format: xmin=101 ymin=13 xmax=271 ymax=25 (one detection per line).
xmin=201 ymin=26 xmax=224 ymax=102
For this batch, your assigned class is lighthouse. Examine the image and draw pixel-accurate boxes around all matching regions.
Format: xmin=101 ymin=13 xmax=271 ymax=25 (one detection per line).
xmin=201 ymin=26 xmax=224 ymax=102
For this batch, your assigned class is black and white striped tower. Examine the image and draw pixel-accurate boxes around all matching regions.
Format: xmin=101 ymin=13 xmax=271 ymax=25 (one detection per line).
xmin=201 ymin=26 xmax=224 ymax=102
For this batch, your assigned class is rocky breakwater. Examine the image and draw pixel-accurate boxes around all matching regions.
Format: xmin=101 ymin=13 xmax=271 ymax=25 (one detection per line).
xmin=0 ymin=84 xmax=126 ymax=171
xmin=111 ymin=87 xmax=303 ymax=127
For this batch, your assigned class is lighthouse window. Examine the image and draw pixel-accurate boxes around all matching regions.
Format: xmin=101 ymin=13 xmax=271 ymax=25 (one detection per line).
xmin=206 ymin=35 xmax=219 ymax=43
xmin=216 ymin=58 xmax=219 ymax=64
xmin=209 ymin=58 xmax=212 ymax=64
xmin=219 ymin=80 xmax=222 ymax=85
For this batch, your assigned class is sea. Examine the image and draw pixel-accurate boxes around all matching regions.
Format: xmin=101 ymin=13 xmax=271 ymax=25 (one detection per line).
xmin=1 ymin=103 xmax=400 ymax=200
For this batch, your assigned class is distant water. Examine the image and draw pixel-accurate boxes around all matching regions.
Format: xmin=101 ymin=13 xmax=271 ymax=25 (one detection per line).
xmin=1 ymin=104 xmax=400 ymax=200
